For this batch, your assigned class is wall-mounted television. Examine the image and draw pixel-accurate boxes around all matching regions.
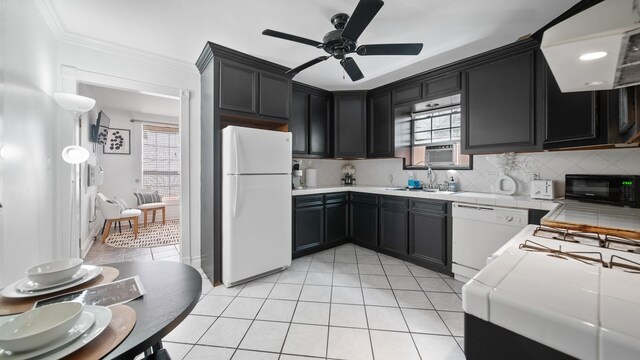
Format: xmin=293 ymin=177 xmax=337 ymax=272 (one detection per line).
xmin=91 ymin=111 xmax=111 ymax=144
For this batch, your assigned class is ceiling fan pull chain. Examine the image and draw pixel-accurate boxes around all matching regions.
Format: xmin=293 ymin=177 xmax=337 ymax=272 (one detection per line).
xmin=343 ymin=67 xmax=345 ymax=80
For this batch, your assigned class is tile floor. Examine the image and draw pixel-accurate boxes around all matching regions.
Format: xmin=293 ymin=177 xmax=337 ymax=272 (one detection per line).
xmin=163 ymin=243 xmax=466 ymax=360
xmin=84 ymin=240 xmax=181 ymax=265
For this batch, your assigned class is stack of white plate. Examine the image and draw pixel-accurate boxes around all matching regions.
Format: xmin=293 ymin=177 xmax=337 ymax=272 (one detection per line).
xmin=1 ymin=259 xmax=103 ymax=299
xmin=0 ymin=302 xmax=112 ymax=359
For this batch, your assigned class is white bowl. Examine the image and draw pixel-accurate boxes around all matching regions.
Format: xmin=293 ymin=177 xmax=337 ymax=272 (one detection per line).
xmin=0 ymin=302 xmax=84 ymax=352
xmin=25 ymin=259 xmax=83 ymax=286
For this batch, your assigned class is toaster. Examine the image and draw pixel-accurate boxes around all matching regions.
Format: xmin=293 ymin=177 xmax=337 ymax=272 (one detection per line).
xmin=530 ymin=179 xmax=555 ymax=200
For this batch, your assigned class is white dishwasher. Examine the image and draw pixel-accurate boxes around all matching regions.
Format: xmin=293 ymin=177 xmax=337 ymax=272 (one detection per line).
xmin=452 ymin=203 xmax=528 ymax=282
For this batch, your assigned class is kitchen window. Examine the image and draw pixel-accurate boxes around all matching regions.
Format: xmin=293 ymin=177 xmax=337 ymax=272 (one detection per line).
xmin=142 ymin=125 xmax=180 ymax=198
xmin=412 ymin=106 xmax=461 ymax=145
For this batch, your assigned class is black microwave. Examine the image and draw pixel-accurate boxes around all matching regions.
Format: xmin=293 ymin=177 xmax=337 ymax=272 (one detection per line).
xmin=565 ymin=174 xmax=640 ymax=208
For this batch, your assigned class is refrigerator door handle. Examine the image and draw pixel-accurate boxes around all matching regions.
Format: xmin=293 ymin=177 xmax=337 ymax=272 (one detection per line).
xmin=233 ymin=131 xmax=240 ymax=175
xmin=233 ymin=175 xmax=240 ymax=218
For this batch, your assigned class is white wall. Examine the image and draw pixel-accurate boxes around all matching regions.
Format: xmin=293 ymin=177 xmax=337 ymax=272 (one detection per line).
xmin=1 ymin=0 xmax=59 ymax=287
xmin=298 ymin=148 xmax=640 ymax=197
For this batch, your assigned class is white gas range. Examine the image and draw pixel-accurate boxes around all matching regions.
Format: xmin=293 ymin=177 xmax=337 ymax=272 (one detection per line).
xmin=463 ymin=224 xmax=640 ymax=360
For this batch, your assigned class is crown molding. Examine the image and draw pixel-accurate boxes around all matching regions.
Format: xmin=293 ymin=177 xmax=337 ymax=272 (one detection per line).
xmin=34 ymin=0 xmax=198 ymax=75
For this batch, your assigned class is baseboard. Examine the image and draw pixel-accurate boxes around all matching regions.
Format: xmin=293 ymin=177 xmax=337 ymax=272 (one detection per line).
xmin=81 ymin=222 xmax=101 ymax=258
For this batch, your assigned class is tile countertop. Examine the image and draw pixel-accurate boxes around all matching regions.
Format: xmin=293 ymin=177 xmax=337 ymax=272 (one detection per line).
xmin=292 ymin=185 xmax=559 ymax=211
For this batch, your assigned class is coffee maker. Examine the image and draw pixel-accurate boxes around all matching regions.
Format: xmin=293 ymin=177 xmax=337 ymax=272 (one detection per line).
xmin=292 ymin=162 xmax=304 ymax=189
xmin=342 ymin=173 xmax=356 ymax=185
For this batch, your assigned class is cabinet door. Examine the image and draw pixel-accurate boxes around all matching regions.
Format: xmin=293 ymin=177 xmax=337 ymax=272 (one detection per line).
xmin=309 ymin=94 xmax=330 ymax=156
xmin=219 ymin=61 xmax=257 ymax=114
xmin=380 ymin=207 xmax=409 ymax=255
xmin=350 ymin=203 xmax=378 ymax=247
xmin=425 ymin=72 xmax=461 ymax=98
xmin=393 ymin=82 xmax=424 ymax=105
xmin=325 ymin=202 xmax=348 ymax=244
xmin=259 ymin=73 xmax=291 ymax=119
xmin=294 ymin=205 xmax=324 ymax=251
xmin=291 ymin=89 xmax=309 ymax=155
xmin=409 ymin=211 xmax=447 ymax=267
xmin=368 ymin=92 xmax=394 ymax=158
xmin=463 ymin=51 xmax=537 ymax=154
xmin=542 ymin=64 xmax=601 ymax=149
xmin=334 ymin=93 xmax=366 ymax=158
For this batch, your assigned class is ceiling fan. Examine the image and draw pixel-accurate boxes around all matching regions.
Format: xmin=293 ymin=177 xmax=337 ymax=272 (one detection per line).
xmin=262 ymin=0 xmax=423 ymax=82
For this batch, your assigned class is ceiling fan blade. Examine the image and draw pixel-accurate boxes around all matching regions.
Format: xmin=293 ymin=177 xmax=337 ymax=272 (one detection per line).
xmin=356 ymin=43 xmax=423 ymax=56
xmin=340 ymin=57 xmax=364 ymax=81
xmin=341 ymin=0 xmax=384 ymax=42
xmin=286 ymin=56 xmax=331 ymax=76
xmin=262 ymin=29 xmax=323 ymax=48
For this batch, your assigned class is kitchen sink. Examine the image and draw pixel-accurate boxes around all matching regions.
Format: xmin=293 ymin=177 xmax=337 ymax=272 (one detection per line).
xmin=385 ymin=187 xmax=454 ymax=194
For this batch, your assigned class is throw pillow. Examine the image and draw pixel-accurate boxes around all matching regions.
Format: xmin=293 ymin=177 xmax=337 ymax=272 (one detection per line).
xmin=134 ymin=191 xmax=162 ymax=206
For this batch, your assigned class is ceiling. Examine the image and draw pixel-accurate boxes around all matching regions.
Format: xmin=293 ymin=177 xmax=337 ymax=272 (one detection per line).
xmin=48 ymin=0 xmax=580 ymax=90
xmin=86 ymin=85 xmax=179 ymax=120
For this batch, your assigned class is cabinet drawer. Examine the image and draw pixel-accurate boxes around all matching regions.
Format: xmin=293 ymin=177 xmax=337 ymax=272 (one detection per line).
xmin=410 ymin=199 xmax=448 ymax=214
xmin=425 ymin=73 xmax=461 ymax=98
xmin=351 ymin=193 xmax=378 ymax=205
xmin=325 ymin=193 xmax=348 ymax=204
xmin=393 ymin=82 xmax=424 ymax=105
xmin=294 ymin=195 xmax=324 ymax=208
xmin=380 ymin=196 xmax=409 ymax=209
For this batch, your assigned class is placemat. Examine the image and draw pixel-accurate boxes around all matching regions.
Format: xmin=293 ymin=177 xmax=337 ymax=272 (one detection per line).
xmin=0 ymin=267 xmax=119 ymax=316
xmin=63 ymin=304 xmax=136 ymax=360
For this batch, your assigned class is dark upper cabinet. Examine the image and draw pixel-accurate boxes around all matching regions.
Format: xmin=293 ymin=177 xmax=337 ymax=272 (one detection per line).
xmin=259 ymin=73 xmax=290 ymax=119
xmin=379 ymin=197 xmax=409 ymax=256
xmin=461 ymin=46 xmax=541 ymax=154
xmin=334 ymin=92 xmax=367 ymax=158
xmin=350 ymin=193 xmax=378 ymax=247
xmin=291 ymin=88 xmax=309 ymax=155
xmin=219 ymin=61 xmax=257 ymax=114
xmin=409 ymin=199 xmax=448 ymax=271
xmin=368 ymin=91 xmax=394 ymax=158
xmin=393 ymin=82 xmax=424 ymax=105
xmin=291 ymin=83 xmax=331 ymax=158
xmin=425 ymin=72 xmax=461 ymax=99
xmin=325 ymin=194 xmax=349 ymax=244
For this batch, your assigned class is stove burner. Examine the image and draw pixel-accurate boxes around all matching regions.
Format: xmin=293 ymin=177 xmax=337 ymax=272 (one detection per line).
xmin=519 ymin=240 xmax=640 ymax=272
xmin=533 ymin=226 xmax=640 ymax=253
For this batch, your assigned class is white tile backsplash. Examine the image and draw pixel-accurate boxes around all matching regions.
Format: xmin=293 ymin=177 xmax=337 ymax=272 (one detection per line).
xmin=296 ymin=147 xmax=640 ymax=196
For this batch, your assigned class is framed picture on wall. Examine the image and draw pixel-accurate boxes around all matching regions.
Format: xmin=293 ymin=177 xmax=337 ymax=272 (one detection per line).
xmin=103 ymin=128 xmax=131 ymax=155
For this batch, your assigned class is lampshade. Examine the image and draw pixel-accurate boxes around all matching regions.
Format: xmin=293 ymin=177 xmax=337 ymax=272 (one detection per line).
xmin=54 ymin=93 xmax=96 ymax=114
xmin=61 ymin=146 xmax=90 ymax=164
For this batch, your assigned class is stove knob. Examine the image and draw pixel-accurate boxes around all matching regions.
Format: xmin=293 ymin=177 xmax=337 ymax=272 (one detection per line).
xmin=506 ymin=216 xmax=514 ymax=222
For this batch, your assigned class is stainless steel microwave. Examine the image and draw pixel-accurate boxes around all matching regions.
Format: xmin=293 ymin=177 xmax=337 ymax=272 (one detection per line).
xmin=565 ymin=174 xmax=640 ymax=208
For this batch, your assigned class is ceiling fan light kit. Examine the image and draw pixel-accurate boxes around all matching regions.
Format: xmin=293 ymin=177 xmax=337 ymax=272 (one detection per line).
xmin=262 ymin=0 xmax=423 ymax=82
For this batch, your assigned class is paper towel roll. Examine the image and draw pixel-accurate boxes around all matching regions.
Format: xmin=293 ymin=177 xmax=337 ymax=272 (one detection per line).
xmin=305 ymin=168 xmax=317 ymax=188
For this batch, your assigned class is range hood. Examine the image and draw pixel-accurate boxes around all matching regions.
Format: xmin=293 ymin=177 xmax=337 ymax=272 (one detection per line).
xmin=541 ymin=0 xmax=640 ymax=92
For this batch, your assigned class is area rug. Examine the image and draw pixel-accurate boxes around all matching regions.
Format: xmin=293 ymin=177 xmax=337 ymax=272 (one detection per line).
xmin=105 ymin=220 xmax=180 ymax=248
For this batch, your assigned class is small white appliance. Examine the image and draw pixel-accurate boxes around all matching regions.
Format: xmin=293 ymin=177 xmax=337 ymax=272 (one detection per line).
xmin=530 ymin=179 xmax=555 ymax=200
xmin=222 ymin=126 xmax=292 ymax=287
xmin=452 ymin=203 xmax=528 ymax=281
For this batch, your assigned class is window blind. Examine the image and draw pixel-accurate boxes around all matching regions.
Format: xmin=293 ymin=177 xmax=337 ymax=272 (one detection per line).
xmin=142 ymin=124 xmax=180 ymax=198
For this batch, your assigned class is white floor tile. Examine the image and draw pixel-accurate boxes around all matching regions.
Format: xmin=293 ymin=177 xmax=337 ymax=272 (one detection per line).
xmin=162 ymin=342 xmax=193 ymax=360
xmin=329 ymin=303 xmax=368 ymax=328
xmin=407 ymin=265 xmax=441 ymax=278
xmin=198 ymin=317 xmax=252 ymax=347
xmin=370 ymin=330 xmax=420 ymax=360
xmin=439 ymin=311 xmax=465 ymax=336
xmin=335 ymin=244 xmax=356 ymax=255
xmin=333 ymin=262 xmax=359 ymax=274
xmin=201 ymin=279 xmax=214 ymax=295
xmin=426 ymin=292 xmax=463 ymax=312
xmin=256 ymin=299 xmax=297 ymax=322
xmin=312 ymin=253 xmax=335 ymax=262
xmin=444 ymin=279 xmax=465 ymax=294
xmin=362 ymin=288 xmax=398 ymax=307
xmin=191 ymin=295 xmax=234 ymax=316
xmin=455 ymin=336 xmax=465 ymax=351
xmin=292 ymin=301 xmax=331 ymax=325
xmin=256 ymin=272 xmax=281 ymax=283
xmin=279 ymin=355 xmax=320 ymax=360
xmin=333 ymin=273 xmax=361 ymax=287
xmin=387 ymin=276 xmax=421 ymax=291
xmin=164 ymin=315 xmax=215 ymax=343
xmin=378 ymin=255 xmax=404 ymax=265
xmin=417 ymin=277 xmax=454 ymax=292
xmin=358 ymin=264 xmax=385 ymax=275
xmin=299 ymin=284 xmax=332 ymax=303
xmin=360 ymin=274 xmax=391 ymax=289
xmin=394 ymin=290 xmax=433 ymax=309
xmin=357 ymin=255 xmax=381 ymax=264
xmin=365 ymin=306 xmax=408 ymax=332
xmin=184 ymin=345 xmax=234 ymax=360
xmin=277 ymin=271 xmax=307 ymax=284
xmin=355 ymin=247 xmax=377 ymax=256
xmin=308 ymin=261 xmax=334 ymax=273
xmin=327 ymin=327 xmax=373 ymax=360
xmin=239 ymin=320 xmax=289 ymax=352
xmin=413 ymin=333 xmax=466 ymax=360
xmin=238 ymin=282 xmax=275 ymax=298
xmin=222 ymin=297 xmax=265 ymax=319
xmin=289 ymin=261 xmax=311 ymax=272
xmin=268 ymin=283 xmax=303 ymax=300
xmin=382 ymin=264 xmax=412 ymax=276
xmin=304 ymin=272 xmax=333 ymax=286
xmin=401 ymin=308 xmax=450 ymax=335
xmin=209 ymin=284 xmax=245 ymax=296
xmin=232 ymin=349 xmax=279 ymax=360
xmin=334 ymin=254 xmax=357 ymax=263
xmin=282 ymin=324 xmax=328 ymax=358
xmin=331 ymin=286 xmax=364 ymax=304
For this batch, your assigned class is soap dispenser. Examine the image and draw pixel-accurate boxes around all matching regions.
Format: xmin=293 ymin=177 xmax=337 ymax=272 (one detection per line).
xmin=448 ymin=176 xmax=458 ymax=192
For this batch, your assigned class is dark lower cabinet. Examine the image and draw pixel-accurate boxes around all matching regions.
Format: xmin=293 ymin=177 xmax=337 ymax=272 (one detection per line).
xmin=293 ymin=193 xmax=348 ymax=257
xmin=325 ymin=202 xmax=349 ymax=244
xmin=350 ymin=194 xmax=378 ymax=247
xmin=379 ymin=197 xmax=409 ymax=256
xmin=409 ymin=211 xmax=447 ymax=267
xmin=293 ymin=201 xmax=324 ymax=252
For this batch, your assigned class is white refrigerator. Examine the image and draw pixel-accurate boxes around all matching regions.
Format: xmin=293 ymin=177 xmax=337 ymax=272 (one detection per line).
xmin=222 ymin=126 xmax=292 ymax=287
